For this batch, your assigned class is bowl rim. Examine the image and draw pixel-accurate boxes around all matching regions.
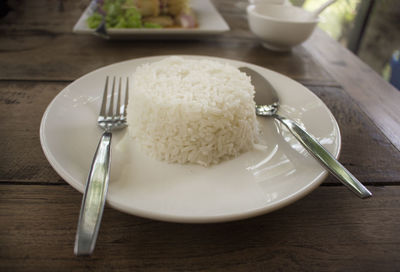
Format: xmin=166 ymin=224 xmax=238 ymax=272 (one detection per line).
xmin=247 ymin=4 xmax=320 ymax=24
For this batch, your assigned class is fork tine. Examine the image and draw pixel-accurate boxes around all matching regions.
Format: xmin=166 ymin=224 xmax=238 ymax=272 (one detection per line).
xmin=108 ymin=77 xmax=116 ymax=117
xmin=99 ymin=76 xmax=109 ymax=117
xmin=116 ymin=77 xmax=122 ymax=116
xmin=122 ymin=77 xmax=129 ymax=118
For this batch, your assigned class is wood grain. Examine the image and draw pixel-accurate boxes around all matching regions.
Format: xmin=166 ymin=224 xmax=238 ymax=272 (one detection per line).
xmin=0 ymin=33 xmax=335 ymax=85
xmin=304 ymin=29 xmax=400 ymax=151
xmin=0 ymin=184 xmax=398 ymax=272
xmin=311 ymin=86 xmax=400 ymax=183
xmin=0 ymin=0 xmax=87 ymax=33
xmin=0 ymin=81 xmax=66 ymax=183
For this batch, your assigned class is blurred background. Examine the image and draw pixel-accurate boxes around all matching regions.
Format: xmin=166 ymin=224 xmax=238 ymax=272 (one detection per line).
xmin=0 ymin=0 xmax=399 ymax=89
xmin=291 ymin=0 xmax=400 ymax=89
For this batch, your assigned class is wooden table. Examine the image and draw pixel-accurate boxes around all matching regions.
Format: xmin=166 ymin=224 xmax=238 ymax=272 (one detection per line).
xmin=1 ymin=1 xmax=400 ymax=271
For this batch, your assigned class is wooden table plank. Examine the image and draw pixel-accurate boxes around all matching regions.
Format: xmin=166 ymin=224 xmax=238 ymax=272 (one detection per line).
xmin=0 ymin=33 xmax=335 ymax=85
xmin=304 ymin=29 xmax=400 ymax=151
xmin=0 ymin=0 xmax=335 ymax=85
xmin=1 ymin=82 xmax=399 ymax=184
xmin=0 ymin=184 xmax=398 ymax=271
xmin=312 ymin=85 xmax=400 ymax=184
xmin=0 ymin=81 xmax=66 ymax=184
xmin=0 ymin=0 xmax=86 ymax=33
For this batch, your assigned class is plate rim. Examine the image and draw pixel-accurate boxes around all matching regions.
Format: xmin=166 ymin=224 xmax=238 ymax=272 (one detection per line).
xmin=40 ymin=55 xmax=342 ymax=223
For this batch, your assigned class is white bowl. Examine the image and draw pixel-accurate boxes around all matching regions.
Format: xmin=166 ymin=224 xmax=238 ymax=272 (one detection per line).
xmin=247 ymin=4 xmax=319 ymax=51
xmin=248 ymin=0 xmax=286 ymax=4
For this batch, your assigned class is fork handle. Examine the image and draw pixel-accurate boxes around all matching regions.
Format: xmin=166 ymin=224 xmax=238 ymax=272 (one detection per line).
xmin=74 ymin=131 xmax=112 ymax=256
xmin=274 ymin=114 xmax=372 ymax=199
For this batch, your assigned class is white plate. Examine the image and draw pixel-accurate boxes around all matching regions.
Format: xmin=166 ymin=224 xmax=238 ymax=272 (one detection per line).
xmin=73 ymin=0 xmax=230 ymax=38
xmin=40 ymin=55 xmax=341 ymax=223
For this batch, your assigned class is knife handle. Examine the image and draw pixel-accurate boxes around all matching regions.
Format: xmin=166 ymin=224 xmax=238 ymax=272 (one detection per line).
xmin=275 ymin=114 xmax=372 ymax=199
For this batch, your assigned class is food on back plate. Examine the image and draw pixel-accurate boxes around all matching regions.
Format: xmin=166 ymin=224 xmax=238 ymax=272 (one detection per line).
xmin=87 ymin=0 xmax=197 ymax=29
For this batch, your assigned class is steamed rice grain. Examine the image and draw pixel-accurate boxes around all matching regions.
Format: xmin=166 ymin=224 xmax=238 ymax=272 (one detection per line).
xmin=127 ymin=56 xmax=258 ymax=166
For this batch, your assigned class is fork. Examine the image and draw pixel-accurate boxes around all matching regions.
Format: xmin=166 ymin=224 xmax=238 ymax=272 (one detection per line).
xmin=74 ymin=76 xmax=129 ymax=256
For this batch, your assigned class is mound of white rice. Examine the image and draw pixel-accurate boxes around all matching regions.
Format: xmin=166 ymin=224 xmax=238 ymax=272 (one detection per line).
xmin=128 ymin=56 xmax=258 ymax=166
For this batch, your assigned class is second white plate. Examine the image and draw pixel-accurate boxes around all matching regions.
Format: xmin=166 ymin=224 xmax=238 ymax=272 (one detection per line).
xmin=40 ymin=55 xmax=341 ymax=223
xmin=73 ymin=0 xmax=230 ymax=38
